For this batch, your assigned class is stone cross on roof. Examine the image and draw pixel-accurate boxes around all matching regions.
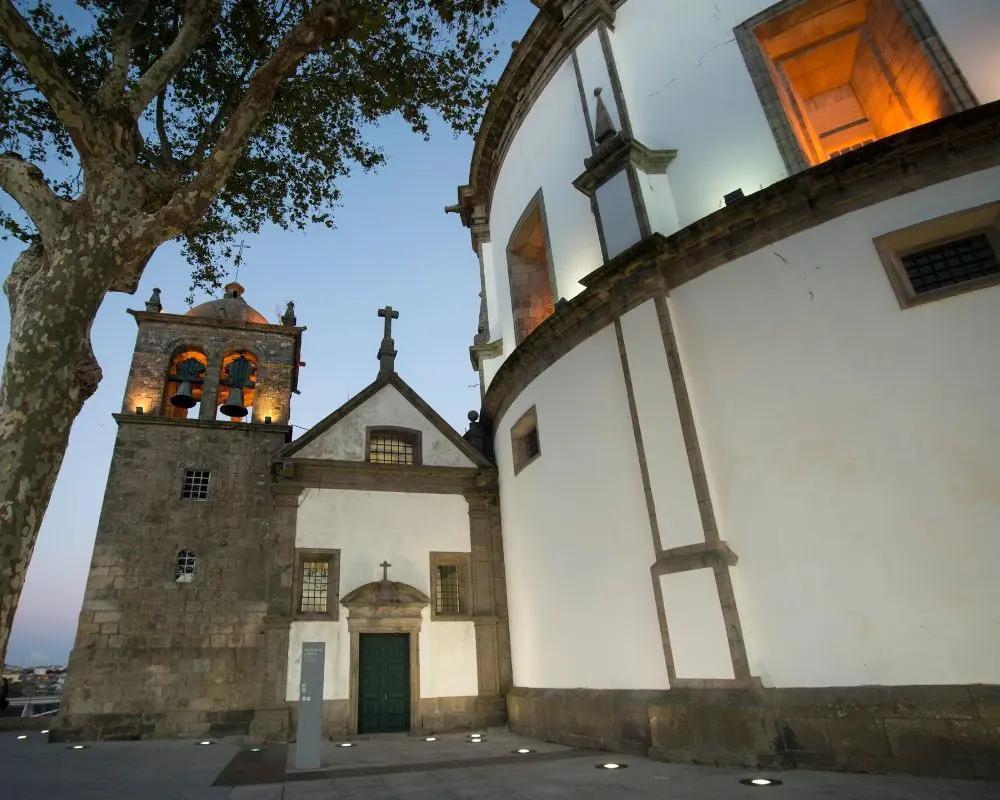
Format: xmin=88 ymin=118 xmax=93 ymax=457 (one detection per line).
xmin=377 ymin=305 xmax=399 ymax=377
xmin=379 ymin=561 xmax=392 ymax=581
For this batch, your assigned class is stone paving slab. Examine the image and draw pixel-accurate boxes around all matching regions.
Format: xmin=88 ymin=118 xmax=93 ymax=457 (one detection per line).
xmin=4 ymin=728 xmax=1000 ymax=799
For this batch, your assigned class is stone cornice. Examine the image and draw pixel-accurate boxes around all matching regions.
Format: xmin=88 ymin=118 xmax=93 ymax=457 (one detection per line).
xmin=113 ymin=412 xmax=292 ymax=440
xmin=273 ymin=457 xmax=499 ymax=496
xmin=574 ymin=135 xmax=678 ymax=195
xmin=470 ymin=338 xmax=504 ymax=370
xmin=128 ymin=309 xmax=306 ymax=338
xmin=482 ymin=101 xmax=1000 ymax=429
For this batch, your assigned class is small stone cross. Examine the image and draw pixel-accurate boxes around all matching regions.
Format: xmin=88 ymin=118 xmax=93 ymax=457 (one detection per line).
xmin=379 ymin=561 xmax=392 ymax=582
xmin=378 ymin=305 xmax=399 ymax=339
xmin=233 ymin=240 xmax=250 ymax=282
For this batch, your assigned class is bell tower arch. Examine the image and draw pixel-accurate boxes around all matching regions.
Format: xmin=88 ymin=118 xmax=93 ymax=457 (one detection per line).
xmin=59 ymin=283 xmax=305 ymax=743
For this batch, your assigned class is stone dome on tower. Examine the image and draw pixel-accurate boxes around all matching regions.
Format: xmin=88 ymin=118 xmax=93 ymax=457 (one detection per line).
xmin=185 ymin=282 xmax=269 ymax=325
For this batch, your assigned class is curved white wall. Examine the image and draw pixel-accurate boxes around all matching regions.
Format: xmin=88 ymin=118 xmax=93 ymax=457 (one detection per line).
xmin=671 ymin=167 xmax=1000 ymax=687
xmin=485 ymin=58 xmax=603 ymax=348
xmin=495 ymin=326 xmax=668 ymax=690
xmin=286 ymin=489 xmax=479 ymax=700
xmin=479 ymin=0 xmax=1000 ymax=388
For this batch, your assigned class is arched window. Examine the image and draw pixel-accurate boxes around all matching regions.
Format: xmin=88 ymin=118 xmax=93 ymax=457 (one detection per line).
xmin=216 ymin=350 xmax=258 ymax=422
xmin=163 ymin=349 xmax=207 ymax=419
xmin=507 ymin=191 xmax=556 ymax=344
xmin=175 ymin=550 xmax=196 ymax=583
xmin=366 ymin=427 xmax=421 ymax=465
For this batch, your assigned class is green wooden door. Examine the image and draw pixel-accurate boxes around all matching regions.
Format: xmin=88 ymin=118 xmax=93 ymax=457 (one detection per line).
xmin=357 ymin=633 xmax=410 ymax=734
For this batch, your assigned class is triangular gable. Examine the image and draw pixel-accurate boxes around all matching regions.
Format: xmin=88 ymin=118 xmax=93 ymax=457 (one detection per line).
xmin=278 ymin=373 xmax=490 ymax=468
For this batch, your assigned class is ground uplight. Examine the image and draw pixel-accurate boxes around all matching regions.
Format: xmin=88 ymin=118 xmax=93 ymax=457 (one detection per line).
xmin=739 ymin=777 xmax=783 ymax=786
xmin=596 ymin=762 xmax=627 ymax=769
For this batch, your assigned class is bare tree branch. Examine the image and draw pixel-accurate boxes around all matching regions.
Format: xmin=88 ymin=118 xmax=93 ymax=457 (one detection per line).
xmin=143 ymin=0 xmax=354 ymax=240
xmin=0 ymin=153 xmax=68 ymax=241
xmin=0 ymin=0 xmax=100 ymax=159
xmin=155 ymin=91 xmax=173 ymax=164
xmin=183 ymin=58 xmax=258 ymax=170
xmin=99 ymin=0 xmax=153 ymax=102
xmin=127 ymin=0 xmax=222 ymax=118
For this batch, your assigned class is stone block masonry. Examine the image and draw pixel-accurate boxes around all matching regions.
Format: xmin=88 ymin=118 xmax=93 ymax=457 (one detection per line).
xmin=56 ymin=418 xmax=291 ymax=742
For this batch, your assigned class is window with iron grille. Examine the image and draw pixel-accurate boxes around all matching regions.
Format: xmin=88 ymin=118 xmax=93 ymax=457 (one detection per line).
xmin=182 ymin=469 xmax=211 ymax=500
xmin=901 ymin=234 xmax=1000 ymax=296
xmin=434 ymin=565 xmax=462 ymax=616
xmin=511 ymin=406 xmax=541 ymax=475
xmin=874 ymin=202 xmax=1000 ymax=309
xmin=367 ymin=429 xmax=419 ymax=465
xmin=300 ymin=560 xmax=330 ymax=613
xmin=175 ymin=550 xmax=196 ymax=583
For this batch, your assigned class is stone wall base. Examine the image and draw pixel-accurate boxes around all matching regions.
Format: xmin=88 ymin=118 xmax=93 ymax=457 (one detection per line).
xmin=52 ymin=708 xmax=256 ymax=742
xmin=507 ymin=685 xmax=1000 ymax=780
xmin=285 ymin=695 xmax=508 ymax=741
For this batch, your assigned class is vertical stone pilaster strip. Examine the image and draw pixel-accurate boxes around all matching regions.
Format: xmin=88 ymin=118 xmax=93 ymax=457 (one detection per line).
xmin=489 ymin=498 xmax=513 ymax=694
xmin=597 ymin=23 xmax=633 ymax=138
xmin=467 ymin=492 xmax=501 ymax=697
xmin=653 ymin=295 xmax=751 ymax=681
xmin=613 ymin=318 xmax=663 ymax=559
xmin=572 ymin=50 xmax=597 ymax=153
xmin=199 ymin=351 xmax=223 ymax=421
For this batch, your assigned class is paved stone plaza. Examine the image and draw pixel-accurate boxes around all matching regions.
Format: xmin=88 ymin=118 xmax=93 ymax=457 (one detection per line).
xmin=3 ymin=728 xmax=999 ymax=799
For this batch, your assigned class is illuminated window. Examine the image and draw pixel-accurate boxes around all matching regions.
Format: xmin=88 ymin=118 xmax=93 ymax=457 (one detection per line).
xmin=367 ymin=428 xmax=420 ymax=465
xmin=508 ymin=191 xmax=556 ymax=344
xmin=296 ymin=550 xmax=340 ymax=618
xmin=182 ymin=469 xmax=211 ymax=500
xmin=175 ymin=550 xmax=196 ymax=583
xmin=874 ymin=201 xmax=1000 ymax=308
xmin=430 ymin=553 xmax=470 ymax=620
xmin=737 ymin=0 xmax=977 ymax=169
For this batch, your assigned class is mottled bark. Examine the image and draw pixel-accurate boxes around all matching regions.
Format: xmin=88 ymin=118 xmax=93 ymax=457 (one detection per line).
xmin=0 ymin=240 xmax=107 ymax=663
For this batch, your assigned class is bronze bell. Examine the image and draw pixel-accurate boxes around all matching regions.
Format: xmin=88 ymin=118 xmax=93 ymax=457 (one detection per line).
xmin=169 ymin=381 xmax=198 ymax=409
xmin=219 ymin=387 xmax=249 ymax=418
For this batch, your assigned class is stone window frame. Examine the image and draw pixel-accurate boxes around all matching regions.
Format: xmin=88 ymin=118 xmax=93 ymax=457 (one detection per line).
xmin=507 ymin=188 xmax=559 ymax=346
xmin=181 ymin=468 xmax=211 ymax=501
xmin=510 ymin=405 xmax=541 ymax=476
xmin=734 ymin=0 xmax=978 ymax=175
xmin=874 ymin=200 xmax=1000 ymax=309
xmin=294 ymin=548 xmax=341 ymax=621
xmin=428 ymin=552 xmax=472 ymax=621
xmin=364 ymin=426 xmax=423 ymax=466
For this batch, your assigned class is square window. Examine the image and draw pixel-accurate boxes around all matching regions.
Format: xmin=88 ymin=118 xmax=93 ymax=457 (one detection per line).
xmin=874 ymin=201 xmax=1000 ymax=308
xmin=182 ymin=469 xmax=210 ymax=500
xmin=510 ymin=406 xmax=541 ymax=476
xmin=429 ymin=553 xmax=471 ymax=620
xmin=295 ymin=550 xmax=340 ymax=619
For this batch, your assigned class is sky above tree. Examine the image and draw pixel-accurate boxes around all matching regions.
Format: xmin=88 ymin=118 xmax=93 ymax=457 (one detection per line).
xmin=1 ymin=0 xmax=538 ymax=667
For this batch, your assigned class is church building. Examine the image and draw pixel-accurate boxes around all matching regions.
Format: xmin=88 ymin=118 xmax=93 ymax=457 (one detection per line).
xmin=60 ymin=0 xmax=999 ymax=781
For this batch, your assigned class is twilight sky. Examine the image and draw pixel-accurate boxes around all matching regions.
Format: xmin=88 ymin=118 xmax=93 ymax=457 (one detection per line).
xmin=1 ymin=1 xmax=538 ymax=667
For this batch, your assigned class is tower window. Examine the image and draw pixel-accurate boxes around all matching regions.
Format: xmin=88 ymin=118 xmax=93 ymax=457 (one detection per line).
xmin=429 ymin=553 xmax=471 ymax=620
xmin=737 ymin=0 xmax=977 ymax=170
xmin=163 ymin=349 xmax=207 ymax=420
xmin=510 ymin=406 xmax=541 ymax=476
xmin=508 ymin=191 xmax=556 ymax=344
xmin=175 ymin=550 xmax=196 ymax=583
xmin=367 ymin=428 xmax=421 ymax=465
xmin=295 ymin=550 xmax=340 ymax=618
xmin=182 ymin=469 xmax=211 ymax=500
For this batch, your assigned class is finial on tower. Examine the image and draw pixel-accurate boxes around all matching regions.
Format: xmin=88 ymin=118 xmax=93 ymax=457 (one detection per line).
xmin=145 ymin=287 xmax=162 ymax=313
xmin=377 ymin=305 xmax=399 ymax=377
xmin=593 ymin=87 xmax=617 ymax=144
xmin=281 ymin=300 xmax=297 ymax=326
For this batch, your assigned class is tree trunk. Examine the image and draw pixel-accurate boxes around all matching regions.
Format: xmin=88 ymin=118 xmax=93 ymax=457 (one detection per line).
xmin=0 ymin=240 xmax=106 ymax=665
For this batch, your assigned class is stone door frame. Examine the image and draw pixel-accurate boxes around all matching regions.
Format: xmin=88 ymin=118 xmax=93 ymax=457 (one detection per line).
xmin=343 ymin=581 xmax=429 ymax=737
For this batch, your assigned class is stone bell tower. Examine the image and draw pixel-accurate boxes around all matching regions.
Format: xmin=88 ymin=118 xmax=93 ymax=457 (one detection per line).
xmin=58 ymin=283 xmax=305 ymax=742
